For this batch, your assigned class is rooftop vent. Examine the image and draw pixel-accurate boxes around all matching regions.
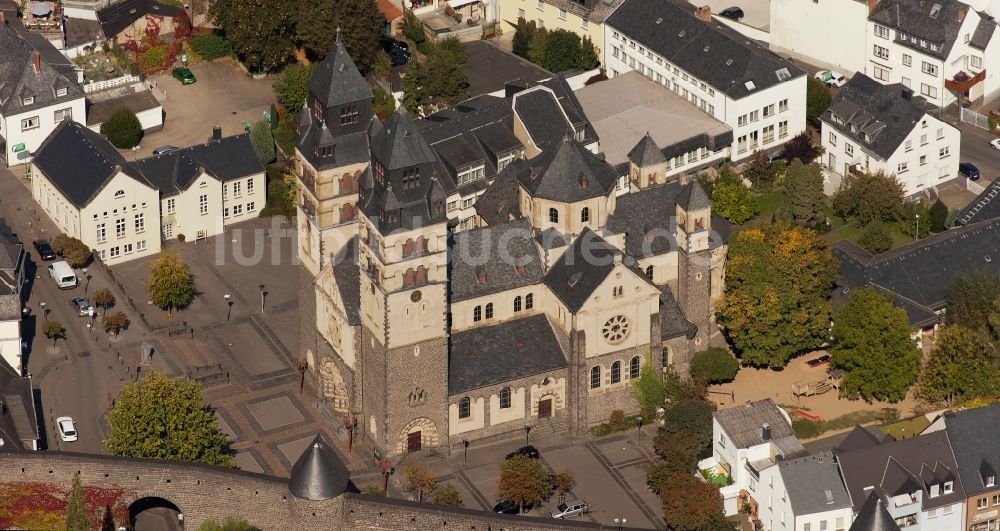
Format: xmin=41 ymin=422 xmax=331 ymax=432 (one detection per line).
xmin=762 ymin=422 xmax=771 ymax=441
xmin=703 ymin=45 xmax=710 ymax=52
xmin=825 ymin=489 xmax=834 ymax=503
xmin=568 ymin=271 xmax=582 ymax=287
xmin=987 ymin=255 xmax=993 ymax=262
xmin=744 ymin=80 xmax=756 ymax=91
xmin=776 ymin=67 xmax=791 ymax=81
xmin=678 ymin=30 xmax=686 ymax=37
xmin=656 ymin=17 xmax=663 ymax=23
xmin=725 ymin=59 xmax=734 ymax=66
xmin=930 ymin=3 xmax=941 ymax=18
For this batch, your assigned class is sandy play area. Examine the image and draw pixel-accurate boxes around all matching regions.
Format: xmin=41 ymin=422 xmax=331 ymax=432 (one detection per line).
xmin=707 ymin=351 xmax=919 ymax=422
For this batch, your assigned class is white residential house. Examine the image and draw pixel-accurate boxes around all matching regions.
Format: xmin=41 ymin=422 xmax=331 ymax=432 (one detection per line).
xmin=0 ymin=20 xmax=86 ymax=166
xmin=865 ymin=0 xmax=1000 ymax=108
xmin=0 ymin=235 xmax=26 ymax=375
xmin=756 ymin=451 xmax=854 ymax=531
xmin=699 ymin=399 xmax=806 ymax=517
xmin=604 ymin=0 xmax=807 ymax=162
xmin=30 ymin=121 xmax=265 ymax=264
xmin=820 ymin=74 xmax=961 ymax=197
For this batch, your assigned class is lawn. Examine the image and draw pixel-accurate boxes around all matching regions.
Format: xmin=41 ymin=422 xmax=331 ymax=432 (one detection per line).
xmin=791 ymin=409 xmax=892 ymax=440
xmin=823 ymin=218 xmax=916 ymax=250
xmin=881 ymin=415 xmax=931 ymax=441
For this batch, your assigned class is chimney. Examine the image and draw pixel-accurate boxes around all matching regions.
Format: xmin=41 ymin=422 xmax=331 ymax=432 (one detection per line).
xmin=695 ymin=5 xmax=712 ymax=21
xmin=762 ymin=423 xmax=772 ymax=441
xmin=0 ymin=11 xmax=5 ymax=24
xmin=901 ymin=87 xmax=913 ymax=100
xmin=679 ymin=172 xmax=690 ymax=186
xmin=32 ymin=52 xmax=40 ymax=73
xmin=867 ymin=0 xmax=880 ymax=14
xmin=958 ymin=4 xmax=967 ymax=21
xmin=212 ymin=125 xmax=222 ymax=140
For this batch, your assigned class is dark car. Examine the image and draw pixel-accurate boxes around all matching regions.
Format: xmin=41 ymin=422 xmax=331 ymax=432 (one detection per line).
xmin=493 ymin=500 xmax=519 ymax=514
xmin=959 ymin=162 xmax=981 ymax=180
xmin=807 ymin=354 xmax=831 ymax=367
xmin=380 ymin=36 xmax=409 ymax=52
xmin=33 ymin=240 xmax=56 ymax=261
xmin=719 ymin=6 xmax=744 ymax=20
xmin=505 ymin=445 xmax=540 ymax=460
xmin=388 ymin=48 xmax=410 ymax=66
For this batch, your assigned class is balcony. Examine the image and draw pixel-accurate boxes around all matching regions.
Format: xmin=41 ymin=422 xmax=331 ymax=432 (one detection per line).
xmin=946 ymin=70 xmax=986 ymax=94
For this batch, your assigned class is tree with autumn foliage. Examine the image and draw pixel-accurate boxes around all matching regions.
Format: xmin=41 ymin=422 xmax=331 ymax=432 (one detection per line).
xmin=210 ymin=0 xmax=296 ymax=72
xmin=295 ymin=0 xmax=384 ymax=70
xmin=65 ymin=471 xmax=88 ymax=531
xmin=659 ymin=473 xmax=731 ymax=531
xmin=497 ymin=454 xmax=550 ymax=513
xmin=403 ymin=460 xmax=438 ymax=503
xmin=716 ymin=223 xmax=837 ymax=368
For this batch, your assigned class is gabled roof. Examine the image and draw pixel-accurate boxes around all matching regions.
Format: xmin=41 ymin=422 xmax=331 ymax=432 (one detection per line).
xmin=0 ymin=21 xmax=83 ymax=115
xmin=0 ymin=367 xmax=38 ymax=450
xmin=309 ymin=35 xmax=373 ymax=109
xmin=513 ymin=88 xmax=575 ymax=150
xmin=659 ymin=285 xmax=697 ymax=340
xmin=32 ymin=121 xmax=152 ymax=208
xmin=450 ymin=219 xmax=545 ymax=302
xmin=288 ymin=433 xmax=351 ymax=500
xmin=777 ymin=452 xmax=853 ymax=516
xmin=514 ymin=136 xmax=617 ymax=203
xmin=868 ymin=0 xmax=971 ymax=59
xmin=714 ymin=399 xmax=804 ymax=456
xmin=849 ymin=493 xmax=901 ymax=531
xmin=955 ymin=177 xmax=1000 ymax=226
xmin=97 ymin=0 xmax=180 ymax=38
xmin=822 ymin=74 xmax=935 ymax=161
xmin=474 ymin=159 xmax=524 ymax=227
xmin=371 ymin=106 xmax=439 ymax=171
xmin=449 ymin=314 xmax=567 ymax=395
xmin=606 ymin=0 xmax=804 ymax=100
xmin=627 ymin=132 xmax=667 ymax=167
xmin=944 ymin=404 xmax=1000 ymax=495
xmin=543 ymin=229 xmax=620 ymax=313
xmin=969 ymin=13 xmax=996 ymax=51
xmin=836 ymin=425 xmax=887 ymax=454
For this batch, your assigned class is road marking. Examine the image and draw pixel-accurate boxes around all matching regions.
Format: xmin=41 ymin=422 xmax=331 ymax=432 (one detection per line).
xmin=455 ymin=469 xmax=491 ymax=511
xmin=585 ymin=441 xmax=665 ymax=530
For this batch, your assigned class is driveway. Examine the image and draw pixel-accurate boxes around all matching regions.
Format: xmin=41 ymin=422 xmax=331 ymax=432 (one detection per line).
xmin=138 ymin=59 xmax=277 ymax=157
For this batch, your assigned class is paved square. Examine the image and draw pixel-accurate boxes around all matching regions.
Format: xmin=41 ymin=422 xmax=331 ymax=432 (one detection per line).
xmin=215 ymin=410 xmax=238 ymax=442
xmin=215 ymin=322 xmax=289 ymax=376
xmin=247 ymin=395 xmax=304 ymax=431
xmin=596 ymin=438 xmax=644 ymax=465
xmin=277 ymin=435 xmax=315 ymax=465
xmin=233 ymin=451 xmax=265 ymax=474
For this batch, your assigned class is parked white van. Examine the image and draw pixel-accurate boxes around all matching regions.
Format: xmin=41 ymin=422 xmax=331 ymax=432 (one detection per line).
xmin=48 ymin=261 xmax=77 ymax=289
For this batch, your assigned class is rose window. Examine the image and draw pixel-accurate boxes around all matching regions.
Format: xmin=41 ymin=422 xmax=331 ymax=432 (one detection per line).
xmin=602 ymin=315 xmax=631 ymax=344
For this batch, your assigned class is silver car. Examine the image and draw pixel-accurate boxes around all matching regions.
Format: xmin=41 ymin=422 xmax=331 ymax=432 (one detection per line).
xmin=550 ymin=499 xmax=588 ymax=519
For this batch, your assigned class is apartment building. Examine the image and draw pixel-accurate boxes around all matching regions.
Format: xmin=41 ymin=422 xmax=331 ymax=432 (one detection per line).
xmin=819 ymin=74 xmax=960 ymax=196
xmin=756 ymin=452 xmax=854 ymax=531
xmin=498 ymin=0 xmax=623 ymax=57
xmin=942 ymin=405 xmax=1000 ymax=531
xmin=604 ymin=0 xmax=807 ymax=161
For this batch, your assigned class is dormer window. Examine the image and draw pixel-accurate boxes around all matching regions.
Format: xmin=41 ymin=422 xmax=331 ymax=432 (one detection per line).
xmin=944 ymin=481 xmax=954 ymax=494
xmin=22 ymin=96 xmax=33 ymax=105
xmin=373 ymin=160 xmax=385 ymax=185
xmin=402 ymin=168 xmax=420 ymax=190
xmin=457 ymin=164 xmax=485 ymax=186
xmin=987 ymin=476 xmax=996 ymax=488
xmin=114 ymin=190 xmax=125 ymax=198
xmin=340 ymin=105 xmax=358 ymax=125
xmin=863 ymin=133 xmax=872 ymax=142
xmin=56 ymin=87 xmax=67 ymax=97
xmin=312 ymin=98 xmax=323 ymax=120
xmin=574 ymin=128 xmax=585 ymax=141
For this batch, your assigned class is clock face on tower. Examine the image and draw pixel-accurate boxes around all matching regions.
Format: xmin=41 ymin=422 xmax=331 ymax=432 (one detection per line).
xmin=411 ymin=290 xmax=422 ymax=302
xmin=602 ymin=315 xmax=631 ymax=344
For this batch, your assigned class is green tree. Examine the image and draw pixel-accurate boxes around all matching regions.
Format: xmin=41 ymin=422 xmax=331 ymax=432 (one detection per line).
xmin=711 ymin=181 xmax=759 ymax=224
xmin=928 ymin=198 xmax=948 ymax=232
xmin=653 ymin=398 xmax=715 ymax=472
xmin=52 ymin=234 xmax=92 ymax=267
xmin=831 ymin=170 xmax=905 ymax=224
xmin=782 ymin=131 xmax=819 ymax=165
xmin=542 ymin=29 xmax=582 ymax=72
xmin=806 ymin=76 xmax=832 ymax=123
xmin=659 ymin=472 xmax=731 ymax=531
xmin=105 ymin=370 xmax=233 ymax=466
xmin=578 ymin=35 xmax=600 ymax=69
xmin=781 ymin=160 xmax=826 ymax=227
xmin=249 ymin=119 xmax=275 ymax=163
xmin=43 ymin=320 xmax=65 ymax=348
xmin=830 ymin=288 xmax=920 ymax=401
xmin=400 ymin=10 xmax=426 ymax=48
xmin=210 ymin=0 xmax=296 ymax=72
xmin=917 ymin=325 xmax=999 ymax=406
xmin=527 ymin=24 xmax=548 ymax=65
xmin=946 ymin=270 xmax=1000 ymax=328
xmin=145 ymin=250 xmax=195 ymax=314
xmin=295 ymin=0 xmax=384 ymax=69
xmin=690 ymin=348 xmax=740 ymax=383
xmin=92 ymin=288 xmax=115 ymax=314
xmin=65 ymin=471 xmax=89 ymax=531
xmin=899 ymin=201 xmax=931 ymax=239
xmin=272 ymin=63 xmax=317 ymax=114
xmin=632 ymin=359 xmax=667 ymax=417
xmin=197 ymin=517 xmax=262 ymax=531
xmin=857 ymin=223 xmax=893 ymax=254
xmin=401 ymin=39 xmax=468 ymax=116
xmin=403 ymin=461 xmax=438 ymax=503
xmin=100 ymin=108 xmax=143 ymax=149
xmin=429 ymin=484 xmax=463 ymax=507
xmin=373 ymin=87 xmax=396 ymax=122
xmin=497 ymin=454 xmax=550 ymax=513
xmin=646 ymin=461 xmax=672 ymax=495
xmin=511 ymin=18 xmax=535 ymax=59
xmin=102 ymin=311 xmax=130 ymax=337
xmin=717 ymin=223 xmax=837 ymax=368
xmin=189 ymin=31 xmax=232 ymax=60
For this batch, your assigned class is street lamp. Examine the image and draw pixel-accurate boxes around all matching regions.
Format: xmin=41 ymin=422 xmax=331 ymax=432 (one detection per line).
xmin=259 ymin=284 xmax=267 ymax=314
xmin=614 ymin=517 xmax=627 ymax=530
xmin=915 ymin=214 xmax=920 ymax=243
xmin=636 ymin=416 xmax=643 ymax=446
xmin=523 ymin=425 xmax=532 ymax=447
xmin=39 ymin=301 xmax=47 ymax=320
xmin=343 ymin=415 xmax=358 ymax=453
xmin=224 ymin=294 xmax=232 ymax=322
xmin=463 ymin=439 xmax=470 ymax=466
xmin=379 ymin=459 xmax=395 ymax=497
xmin=84 ymin=273 xmax=92 ymax=294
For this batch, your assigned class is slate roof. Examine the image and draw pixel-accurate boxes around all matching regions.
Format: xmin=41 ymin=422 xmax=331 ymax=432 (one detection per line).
xmin=777 ymin=452 xmax=853 ymax=516
xmin=627 ymin=133 xmax=667 ymax=167
xmin=288 ymin=433 xmax=352 ymax=500
xmin=714 ymin=399 xmax=805 ymax=456
xmin=371 ymin=106 xmax=439 ymax=172
xmin=659 ymin=285 xmax=696 ymax=340
xmin=0 ymin=367 xmax=38 ymax=451
xmin=830 ymin=219 xmax=1000 ymax=326
xmin=868 ymin=0 xmax=971 ymax=59
xmin=823 ymin=74 xmax=934 ymax=161
xmin=543 ymin=228 xmax=620 ymax=313
xmin=944 ymin=404 xmax=1000 ymax=496
xmin=97 ymin=0 xmax=180 ymax=38
xmin=955 ymin=177 xmax=1000 ymax=226
xmin=535 ymin=0 xmax=624 ymax=24
xmin=450 ymin=219 xmax=545 ymax=302
xmin=512 ymin=78 xmax=598 ymax=149
xmin=461 ymin=40 xmax=552 ymax=97
xmin=606 ymin=181 xmax=729 ymax=258
xmin=969 ymin=14 xmax=996 ymax=51
xmin=130 ymin=133 xmax=262 ymax=196
xmin=836 ymin=430 xmax=965 ymax=513
xmin=0 ymin=20 xmax=83 ymax=115
xmin=849 ymin=493 xmax=901 ymax=531
xmin=86 ymin=90 xmax=161 ymax=126
xmin=606 ymin=0 xmax=804 ymax=100
xmin=330 ymin=238 xmax=361 ymax=326
xmin=0 ymin=232 xmax=23 ymax=299
xmin=32 ymin=121 xmax=150 ymax=208
xmin=514 ymin=136 xmax=617 ymax=203
xmin=836 ymin=425 xmax=889 ymax=454
xmin=309 ymin=35 xmax=373 ymax=110
xmin=474 ymin=160 xmax=523 ymax=226
xmin=448 ymin=314 xmax=567 ymax=395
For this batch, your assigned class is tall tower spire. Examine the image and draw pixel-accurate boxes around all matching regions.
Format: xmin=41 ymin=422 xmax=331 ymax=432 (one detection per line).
xmin=335 ymin=27 xmax=342 ymax=44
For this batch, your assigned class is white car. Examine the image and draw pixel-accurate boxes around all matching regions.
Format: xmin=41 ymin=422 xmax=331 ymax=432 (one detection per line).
xmin=815 ymin=70 xmax=847 ymax=87
xmin=56 ymin=416 xmax=77 ymax=442
xmin=991 ymin=138 xmax=1000 ymax=150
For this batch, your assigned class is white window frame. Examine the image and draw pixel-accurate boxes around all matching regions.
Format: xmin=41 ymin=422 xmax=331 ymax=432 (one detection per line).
xmin=21 ymin=116 xmax=39 ymax=131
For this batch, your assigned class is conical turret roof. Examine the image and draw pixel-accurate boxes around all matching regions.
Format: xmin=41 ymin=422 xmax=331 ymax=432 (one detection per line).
xmin=289 ymin=433 xmax=351 ymax=500
xmin=849 ymin=493 xmax=900 ymax=531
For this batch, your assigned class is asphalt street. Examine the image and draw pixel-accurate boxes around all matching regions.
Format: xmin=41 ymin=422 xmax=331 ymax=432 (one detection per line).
xmin=938 ymin=107 xmax=1000 ymax=181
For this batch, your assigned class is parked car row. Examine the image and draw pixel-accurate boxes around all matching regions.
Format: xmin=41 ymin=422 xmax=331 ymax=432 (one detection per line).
xmin=380 ymin=36 xmax=410 ymax=66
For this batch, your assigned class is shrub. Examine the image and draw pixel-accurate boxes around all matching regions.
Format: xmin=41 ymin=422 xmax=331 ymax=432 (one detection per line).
xmin=690 ymin=348 xmax=740 ymax=383
xmin=137 ymin=44 xmax=170 ymax=75
xmin=100 ymin=108 xmax=143 ymax=149
xmin=792 ymin=418 xmax=821 ymax=439
xmin=273 ymin=115 xmax=296 ymax=155
xmin=190 ymin=31 xmax=232 ymax=60
xmin=608 ymin=409 xmax=626 ymax=428
xmin=272 ymin=64 xmax=317 ymax=114
xmin=858 ymin=223 xmax=893 ymax=254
